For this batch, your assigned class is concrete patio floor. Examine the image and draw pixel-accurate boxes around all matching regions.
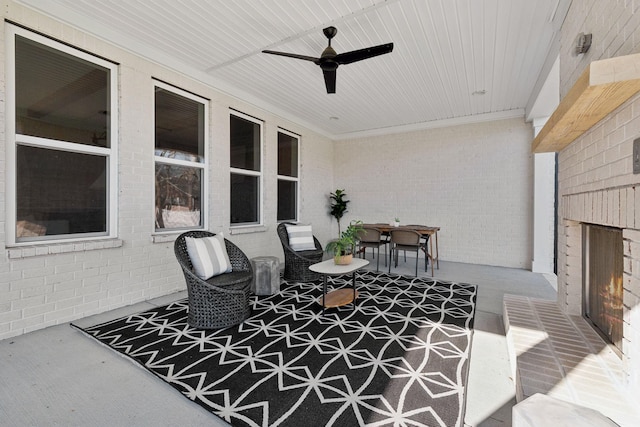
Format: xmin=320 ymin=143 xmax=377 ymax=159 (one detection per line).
xmin=0 ymin=258 xmax=557 ymax=427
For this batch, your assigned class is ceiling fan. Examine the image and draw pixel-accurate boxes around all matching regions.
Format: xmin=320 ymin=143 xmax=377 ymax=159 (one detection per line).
xmin=262 ymin=26 xmax=394 ymax=94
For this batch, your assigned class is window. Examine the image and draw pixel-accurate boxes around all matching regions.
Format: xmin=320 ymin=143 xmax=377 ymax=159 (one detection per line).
xmin=8 ymin=26 xmax=118 ymax=244
xmin=154 ymin=83 xmax=207 ymax=231
xmin=230 ymin=111 xmax=262 ymax=225
xmin=277 ymin=130 xmax=299 ymax=221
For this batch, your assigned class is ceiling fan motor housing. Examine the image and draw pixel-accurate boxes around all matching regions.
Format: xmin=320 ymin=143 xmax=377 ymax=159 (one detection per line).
xmin=320 ymin=46 xmax=338 ymax=71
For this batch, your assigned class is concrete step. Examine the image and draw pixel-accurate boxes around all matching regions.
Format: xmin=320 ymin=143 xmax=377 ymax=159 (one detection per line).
xmin=503 ymin=295 xmax=640 ymax=426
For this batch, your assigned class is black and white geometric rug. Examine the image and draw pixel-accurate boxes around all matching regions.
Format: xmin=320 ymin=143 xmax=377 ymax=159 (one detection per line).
xmin=74 ymin=271 xmax=477 ymax=427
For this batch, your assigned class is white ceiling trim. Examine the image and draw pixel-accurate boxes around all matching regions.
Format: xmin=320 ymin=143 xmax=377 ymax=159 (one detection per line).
xmin=333 ymin=109 xmax=526 ymax=141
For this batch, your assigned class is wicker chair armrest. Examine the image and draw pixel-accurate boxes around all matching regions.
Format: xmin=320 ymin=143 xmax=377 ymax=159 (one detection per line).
xmin=225 ymin=240 xmax=253 ymax=272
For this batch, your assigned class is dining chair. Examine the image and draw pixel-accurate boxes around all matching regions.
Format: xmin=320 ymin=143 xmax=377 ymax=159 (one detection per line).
xmin=405 ymin=225 xmax=430 ymax=268
xmin=388 ymin=228 xmax=425 ymax=277
xmin=356 ymin=226 xmax=388 ymax=272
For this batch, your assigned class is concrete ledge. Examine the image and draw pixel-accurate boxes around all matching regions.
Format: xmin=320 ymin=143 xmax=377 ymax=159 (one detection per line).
xmin=503 ymin=295 xmax=639 ymax=426
xmin=513 ymin=393 xmax=618 ymax=426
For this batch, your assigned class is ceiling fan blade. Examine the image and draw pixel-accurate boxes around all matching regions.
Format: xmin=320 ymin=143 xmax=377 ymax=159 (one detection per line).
xmin=262 ymin=50 xmax=320 ymax=63
xmin=323 ymin=69 xmax=336 ymax=94
xmin=335 ymin=43 xmax=394 ymax=65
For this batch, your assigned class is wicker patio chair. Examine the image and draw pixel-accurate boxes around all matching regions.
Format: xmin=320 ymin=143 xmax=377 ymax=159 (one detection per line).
xmin=276 ymin=222 xmax=324 ymax=281
xmin=174 ymin=230 xmax=253 ymax=329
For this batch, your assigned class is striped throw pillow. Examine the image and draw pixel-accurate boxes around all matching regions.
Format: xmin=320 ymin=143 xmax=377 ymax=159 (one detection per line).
xmin=285 ymin=224 xmax=317 ymax=251
xmin=185 ymin=233 xmax=232 ymax=280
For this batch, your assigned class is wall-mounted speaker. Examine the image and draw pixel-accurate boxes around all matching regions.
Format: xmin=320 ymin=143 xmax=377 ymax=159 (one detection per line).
xmin=575 ymin=33 xmax=592 ymax=55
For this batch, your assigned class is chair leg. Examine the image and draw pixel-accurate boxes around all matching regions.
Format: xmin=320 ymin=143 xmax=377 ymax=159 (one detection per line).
xmin=423 ymin=236 xmax=431 ymax=272
xmin=420 ymin=243 xmax=429 ymax=272
xmin=376 ymin=245 xmax=380 ymax=272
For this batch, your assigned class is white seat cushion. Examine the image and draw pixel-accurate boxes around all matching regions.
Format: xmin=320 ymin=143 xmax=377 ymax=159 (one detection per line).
xmin=185 ymin=233 xmax=232 ymax=279
xmin=285 ymin=224 xmax=317 ymax=251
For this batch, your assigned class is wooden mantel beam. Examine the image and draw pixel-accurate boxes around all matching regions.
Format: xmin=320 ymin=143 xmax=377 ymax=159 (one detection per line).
xmin=532 ymin=53 xmax=640 ymax=153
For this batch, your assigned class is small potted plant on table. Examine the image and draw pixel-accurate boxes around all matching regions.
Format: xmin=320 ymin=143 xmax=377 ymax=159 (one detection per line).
xmin=325 ymin=220 xmax=364 ymax=265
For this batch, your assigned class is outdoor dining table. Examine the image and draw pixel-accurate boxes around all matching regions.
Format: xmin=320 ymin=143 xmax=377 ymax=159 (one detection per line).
xmin=361 ymin=223 xmax=440 ymax=276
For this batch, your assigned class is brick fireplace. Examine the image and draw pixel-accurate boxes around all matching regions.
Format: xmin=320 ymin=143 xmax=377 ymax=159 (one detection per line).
xmin=557 ymin=94 xmax=640 ymax=399
xmin=510 ymin=1 xmax=640 ymax=420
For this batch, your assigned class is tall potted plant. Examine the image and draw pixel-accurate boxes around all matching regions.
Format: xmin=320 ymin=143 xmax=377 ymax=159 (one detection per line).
xmin=325 ymin=220 xmax=364 ymax=264
xmin=329 ymin=189 xmax=349 ymax=236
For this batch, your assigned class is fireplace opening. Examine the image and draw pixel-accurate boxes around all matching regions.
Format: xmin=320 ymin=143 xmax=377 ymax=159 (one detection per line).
xmin=582 ymin=224 xmax=623 ymax=357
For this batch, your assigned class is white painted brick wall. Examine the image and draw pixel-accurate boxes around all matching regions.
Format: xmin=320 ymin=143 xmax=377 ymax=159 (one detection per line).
xmin=335 ymin=117 xmax=534 ymax=269
xmin=557 ymin=0 xmax=640 ymax=398
xmin=0 ymin=3 xmax=335 ymax=340
xmin=560 ymin=0 xmax=640 ymax=99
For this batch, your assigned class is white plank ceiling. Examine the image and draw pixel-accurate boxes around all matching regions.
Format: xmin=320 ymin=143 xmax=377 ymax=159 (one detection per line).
xmin=16 ymin=0 xmax=570 ymax=138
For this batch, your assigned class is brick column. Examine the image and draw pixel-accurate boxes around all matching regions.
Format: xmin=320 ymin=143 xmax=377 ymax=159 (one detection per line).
xmin=623 ymin=229 xmax=640 ymax=396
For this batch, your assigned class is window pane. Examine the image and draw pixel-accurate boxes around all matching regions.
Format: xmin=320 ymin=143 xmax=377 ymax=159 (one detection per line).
xmin=278 ymin=132 xmax=298 ymax=177
xmin=155 ymin=88 xmax=204 ymax=162
xmin=277 ymin=180 xmax=297 ymax=221
xmin=16 ymin=145 xmax=107 ymax=239
xmin=155 ymin=164 xmax=202 ymax=230
xmin=230 ymin=115 xmax=260 ymax=171
xmin=15 ymin=35 xmax=110 ymax=148
xmin=231 ymin=173 xmax=259 ymax=224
